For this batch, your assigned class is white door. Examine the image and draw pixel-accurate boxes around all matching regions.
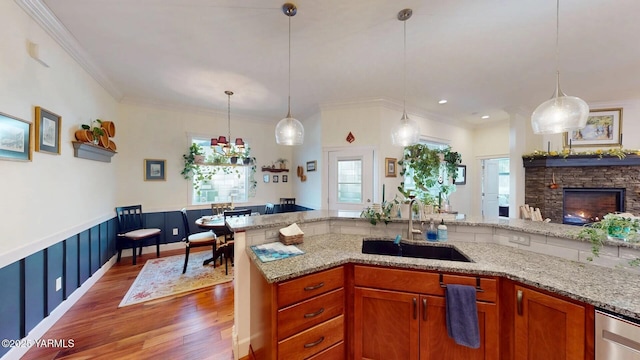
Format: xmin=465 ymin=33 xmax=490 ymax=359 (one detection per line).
xmin=483 ymin=159 xmax=500 ymax=218
xmin=328 ymin=148 xmax=374 ymax=211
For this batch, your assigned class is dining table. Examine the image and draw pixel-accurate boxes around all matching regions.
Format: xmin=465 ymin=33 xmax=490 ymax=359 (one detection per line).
xmin=195 ymin=215 xmax=232 ymax=265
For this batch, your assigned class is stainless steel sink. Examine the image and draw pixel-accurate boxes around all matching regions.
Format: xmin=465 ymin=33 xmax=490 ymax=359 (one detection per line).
xmin=361 ymin=238 xmax=471 ymax=262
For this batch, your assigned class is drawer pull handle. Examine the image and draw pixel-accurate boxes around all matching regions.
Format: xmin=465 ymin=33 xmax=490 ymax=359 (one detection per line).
xmin=304 ymin=307 xmax=325 ymax=318
xmin=422 ymin=298 xmax=427 ymax=321
xmin=517 ymin=290 xmax=523 ymax=316
xmin=304 ymin=336 xmax=325 ymax=348
xmin=304 ymin=282 xmax=325 ymax=291
xmin=413 ymin=298 xmax=417 ymax=320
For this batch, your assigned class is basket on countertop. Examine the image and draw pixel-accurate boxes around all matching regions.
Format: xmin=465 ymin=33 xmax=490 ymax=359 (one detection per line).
xmin=279 ymin=232 xmax=303 ymax=245
xmin=279 ymin=223 xmax=304 ymax=245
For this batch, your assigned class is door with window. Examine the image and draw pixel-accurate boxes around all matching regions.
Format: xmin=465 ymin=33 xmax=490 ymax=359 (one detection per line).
xmin=327 ymin=148 xmax=374 ymax=211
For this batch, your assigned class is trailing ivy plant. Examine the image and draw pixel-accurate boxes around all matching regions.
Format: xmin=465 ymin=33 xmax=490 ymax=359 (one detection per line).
xmin=577 ymin=213 xmax=640 ymax=265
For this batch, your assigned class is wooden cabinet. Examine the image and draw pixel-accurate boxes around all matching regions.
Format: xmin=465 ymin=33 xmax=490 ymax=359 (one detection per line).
xmin=353 ymin=265 xmax=499 ymax=360
xmin=249 ymin=265 xmax=345 ymax=360
xmin=513 ymin=285 xmax=587 ymax=360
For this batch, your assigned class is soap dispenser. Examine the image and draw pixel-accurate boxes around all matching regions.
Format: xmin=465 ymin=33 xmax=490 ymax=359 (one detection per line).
xmin=426 ymin=218 xmax=438 ymax=241
xmin=437 ymin=219 xmax=448 ymax=241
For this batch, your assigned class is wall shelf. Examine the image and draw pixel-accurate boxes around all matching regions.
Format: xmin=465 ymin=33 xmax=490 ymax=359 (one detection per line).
xmin=72 ymin=141 xmax=116 ymax=162
xmin=261 ymin=167 xmax=289 ymax=173
xmin=522 ymin=154 xmax=640 ymax=168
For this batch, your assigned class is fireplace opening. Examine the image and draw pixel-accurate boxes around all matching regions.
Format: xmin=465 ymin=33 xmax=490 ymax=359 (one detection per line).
xmin=563 ymin=188 xmax=625 ymax=225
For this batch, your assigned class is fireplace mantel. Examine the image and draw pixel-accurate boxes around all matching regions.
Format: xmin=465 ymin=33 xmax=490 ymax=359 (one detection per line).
xmin=523 ymin=154 xmax=640 ymax=168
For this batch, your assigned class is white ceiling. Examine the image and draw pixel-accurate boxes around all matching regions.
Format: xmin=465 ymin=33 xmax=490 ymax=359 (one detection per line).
xmin=27 ymin=0 xmax=640 ymax=126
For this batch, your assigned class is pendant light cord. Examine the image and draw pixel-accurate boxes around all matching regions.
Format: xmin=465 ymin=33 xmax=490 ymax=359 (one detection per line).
xmin=403 ymin=19 xmax=407 ymax=116
xmin=287 ymin=14 xmax=292 ymax=118
xmin=554 ymin=0 xmax=562 ymax=96
xmin=227 ymin=92 xmax=231 ymax=140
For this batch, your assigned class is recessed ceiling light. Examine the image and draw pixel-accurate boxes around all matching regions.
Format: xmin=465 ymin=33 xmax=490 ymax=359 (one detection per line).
xmin=438 ymin=99 xmax=448 ymax=104
xmin=481 ymin=115 xmax=490 ymax=119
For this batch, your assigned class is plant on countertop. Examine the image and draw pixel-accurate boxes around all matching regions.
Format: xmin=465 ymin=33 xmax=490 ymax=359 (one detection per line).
xmin=577 ymin=213 xmax=640 ymax=266
xmin=361 ymin=196 xmax=400 ymax=225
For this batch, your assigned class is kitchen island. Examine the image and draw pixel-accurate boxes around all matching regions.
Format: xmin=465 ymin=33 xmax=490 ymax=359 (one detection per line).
xmin=227 ymin=210 xmax=640 ymax=359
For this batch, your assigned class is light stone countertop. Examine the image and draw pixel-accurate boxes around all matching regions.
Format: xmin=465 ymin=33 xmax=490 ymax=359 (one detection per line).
xmin=246 ymin=231 xmax=640 ymax=321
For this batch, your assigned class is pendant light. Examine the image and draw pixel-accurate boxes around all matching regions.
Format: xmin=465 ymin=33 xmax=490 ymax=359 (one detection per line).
xmin=211 ymin=90 xmax=244 ymax=154
xmin=391 ymin=8 xmax=420 ymax=147
xmin=531 ymin=0 xmax=588 ymax=134
xmin=275 ymin=3 xmax=304 ymax=146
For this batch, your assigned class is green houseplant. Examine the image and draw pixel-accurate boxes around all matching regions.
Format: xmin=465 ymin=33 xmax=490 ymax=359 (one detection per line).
xmin=81 ymin=119 xmax=106 ymax=145
xmin=181 ymin=143 xmax=204 ymax=180
xmin=577 ymin=213 xmax=640 ymax=264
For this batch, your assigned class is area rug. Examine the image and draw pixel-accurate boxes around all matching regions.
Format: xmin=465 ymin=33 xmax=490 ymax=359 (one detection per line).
xmin=119 ymin=251 xmax=233 ymax=307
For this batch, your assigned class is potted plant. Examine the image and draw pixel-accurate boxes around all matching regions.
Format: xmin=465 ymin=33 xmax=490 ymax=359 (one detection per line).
xmin=242 ymin=147 xmax=255 ymax=165
xmin=181 ymin=143 xmax=204 ymax=179
xmin=81 ymin=119 xmax=106 ymax=145
xmin=577 ymin=213 xmax=640 ymax=262
xmin=276 ymin=158 xmax=288 ymax=169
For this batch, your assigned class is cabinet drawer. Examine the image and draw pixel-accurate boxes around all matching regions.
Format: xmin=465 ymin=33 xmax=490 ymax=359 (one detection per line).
xmin=306 ymin=341 xmax=344 ymax=360
xmin=278 ymin=288 xmax=344 ymax=341
xmin=278 ymin=314 xmax=344 ymax=360
xmin=278 ymin=266 xmax=344 ymax=308
xmin=354 ymin=265 xmax=497 ymax=303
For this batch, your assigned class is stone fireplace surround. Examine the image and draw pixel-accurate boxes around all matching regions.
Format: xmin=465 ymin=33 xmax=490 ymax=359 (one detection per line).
xmin=523 ymin=155 xmax=640 ymax=224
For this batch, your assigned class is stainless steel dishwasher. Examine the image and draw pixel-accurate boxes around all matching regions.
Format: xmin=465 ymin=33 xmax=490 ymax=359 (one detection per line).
xmin=596 ymin=310 xmax=640 ymax=359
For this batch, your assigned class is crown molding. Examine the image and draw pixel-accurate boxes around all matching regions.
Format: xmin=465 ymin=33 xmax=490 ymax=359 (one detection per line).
xmin=14 ymin=0 xmax=123 ymax=100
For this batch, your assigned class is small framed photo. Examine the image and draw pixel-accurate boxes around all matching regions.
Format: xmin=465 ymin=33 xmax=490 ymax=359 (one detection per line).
xmin=273 ymin=175 xmax=279 ymax=183
xmin=306 ymin=160 xmax=317 ymax=172
xmin=263 ymin=174 xmax=269 ymax=183
xmin=385 ymin=157 xmax=397 ymax=177
xmin=283 ymin=175 xmax=288 ymax=183
xmin=564 ymin=108 xmax=623 ymax=148
xmin=0 ymin=112 xmax=32 ymax=162
xmin=144 ymin=159 xmax=166 ymax=181
xmin=454 ymin=165 xmax=467 ymax=185
xmin=35 ymin=107 xmax=61 ymax=155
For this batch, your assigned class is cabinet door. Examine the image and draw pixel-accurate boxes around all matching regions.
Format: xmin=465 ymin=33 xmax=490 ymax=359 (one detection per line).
xmin=514 ymin=285 xmax=585 ymax=360
xmin=354 ymin=287 xmax=419 ymax=360
xmin=420 ymin=295 xmax=499 ymax=360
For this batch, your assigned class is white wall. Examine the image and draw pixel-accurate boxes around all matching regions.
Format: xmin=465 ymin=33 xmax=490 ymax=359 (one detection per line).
xmin=294 ymin=111 xmax=323 ymax=209
xmin=116 ymin=102 xmax=294 ymax=212
xmin=0 ymin=1 xmax=119 ymax=267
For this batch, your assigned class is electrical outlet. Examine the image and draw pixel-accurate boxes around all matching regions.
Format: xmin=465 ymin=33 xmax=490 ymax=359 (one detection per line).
xmin=56 ymin=277 xmax=62 ymax=292
xmin=173 ymin=228 xmax=179 ymax=236
xmin=510 ymin=235 xmax=530 ymax=246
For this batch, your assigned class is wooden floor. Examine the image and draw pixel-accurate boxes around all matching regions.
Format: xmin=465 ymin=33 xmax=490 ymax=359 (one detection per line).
xmin=22 ymin=249 xmax=236 ymax=360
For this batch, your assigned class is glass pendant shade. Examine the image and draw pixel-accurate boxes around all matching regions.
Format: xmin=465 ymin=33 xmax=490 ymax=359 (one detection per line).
xmin=391 ymin=111 xmax=420 ymax=146
xmin=531 ymin=74 xmax=589 ymax=134
xmin=275 ymin=114 xmax=304 ymax=146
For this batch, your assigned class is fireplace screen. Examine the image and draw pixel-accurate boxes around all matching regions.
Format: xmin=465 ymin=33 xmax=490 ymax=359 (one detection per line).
xmin=563 ymin=188 xmax=625 ymax=225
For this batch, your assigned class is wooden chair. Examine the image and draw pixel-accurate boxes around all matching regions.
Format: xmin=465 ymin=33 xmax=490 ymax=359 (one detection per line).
xmin=211 ymin=202 xmax=232 ymax=216
xmin=264 ymin=203 xmax=275 ymax=214
xmin=115 ymin=205 xmax=161 ymax=265
xmin=220 ymin=208 xmax=252 ymax=274
xmin=180 ymin=208 xmax=218 ymax=273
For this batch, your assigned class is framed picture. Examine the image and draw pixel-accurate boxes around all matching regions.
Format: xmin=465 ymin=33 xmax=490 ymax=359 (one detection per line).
xmin=0 ymin=112 xmax=32 ymax=162
xmin=283 ymin=175 xmax=288 ymax=183
xmin=564 ymin=108 xmax=623 ymax=147
xmin=144 ymin=159 xmax=166 ymax=181
xmin=385 ymin=157 xmax=397 ymax=177
xmin=306 ymin=160 xmax=317 ymax=172
xmin=35 ymin=107 xmax=61 ymax=155
xmin=273 ymin=175 xmax=279 ymax=183
xmin=454 ymin=165 xmax=466 ymax=185
xmin=263 ymin=174 xmax=270 ymax=183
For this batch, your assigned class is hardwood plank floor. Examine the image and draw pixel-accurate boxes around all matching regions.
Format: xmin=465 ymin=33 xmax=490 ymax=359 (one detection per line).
xmin=22 ymin=249 xmax=236 ymax=360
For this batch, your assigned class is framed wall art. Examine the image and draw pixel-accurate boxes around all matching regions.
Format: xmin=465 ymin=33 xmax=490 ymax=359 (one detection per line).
xmin=283 ymin=175 xmax=288 ymax=183
xmin=454 ymin=165 xmax=466 ymax=185
xmin=144 ymin=159 xmax=166 ymax=181
xmin=385 ymin=157 xmax=397 ymax=177
xmin=273 ymin=175 xmax=279 ymax=183
xmin=564 ymin=108 xmax=623 ymax=147
xmin=35 ymin=106 xmax=61 ymax=155
xmin=263 ymin=174 xmax=270 ymax=183
xmin=0 ymin=112 xmax=32 ymax=161
xmin=306 ymin=160 xmax=317 ymax=172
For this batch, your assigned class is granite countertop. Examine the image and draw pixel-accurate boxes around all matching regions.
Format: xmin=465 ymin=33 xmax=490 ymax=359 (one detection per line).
xmin=246 ymin=233 xmax=640 ymax=321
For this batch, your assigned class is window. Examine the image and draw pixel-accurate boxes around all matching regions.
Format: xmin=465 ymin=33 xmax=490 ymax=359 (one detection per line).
xmin=402 ymin=140 xmax=450 ymax=200
xmin=188 ymin=137 xmax=254 ymax=205
xmin=337 ymin=159 xmax=362 ymax=203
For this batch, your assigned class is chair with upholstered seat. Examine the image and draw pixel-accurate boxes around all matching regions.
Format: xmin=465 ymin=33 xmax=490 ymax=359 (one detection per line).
xmin=115 ymin=205 xmax=161 ymax=265
xmin=220 ymin=208 xmax=252 ymax=274
xmin=264 ymin=203 xmax=275 ymax=214
xmin=180 ymin=208 xmax=218 ymax=273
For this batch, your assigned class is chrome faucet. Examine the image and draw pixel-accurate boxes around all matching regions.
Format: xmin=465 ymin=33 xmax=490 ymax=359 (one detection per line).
xmin=408 ymin=197 xmax=422 ymax=240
